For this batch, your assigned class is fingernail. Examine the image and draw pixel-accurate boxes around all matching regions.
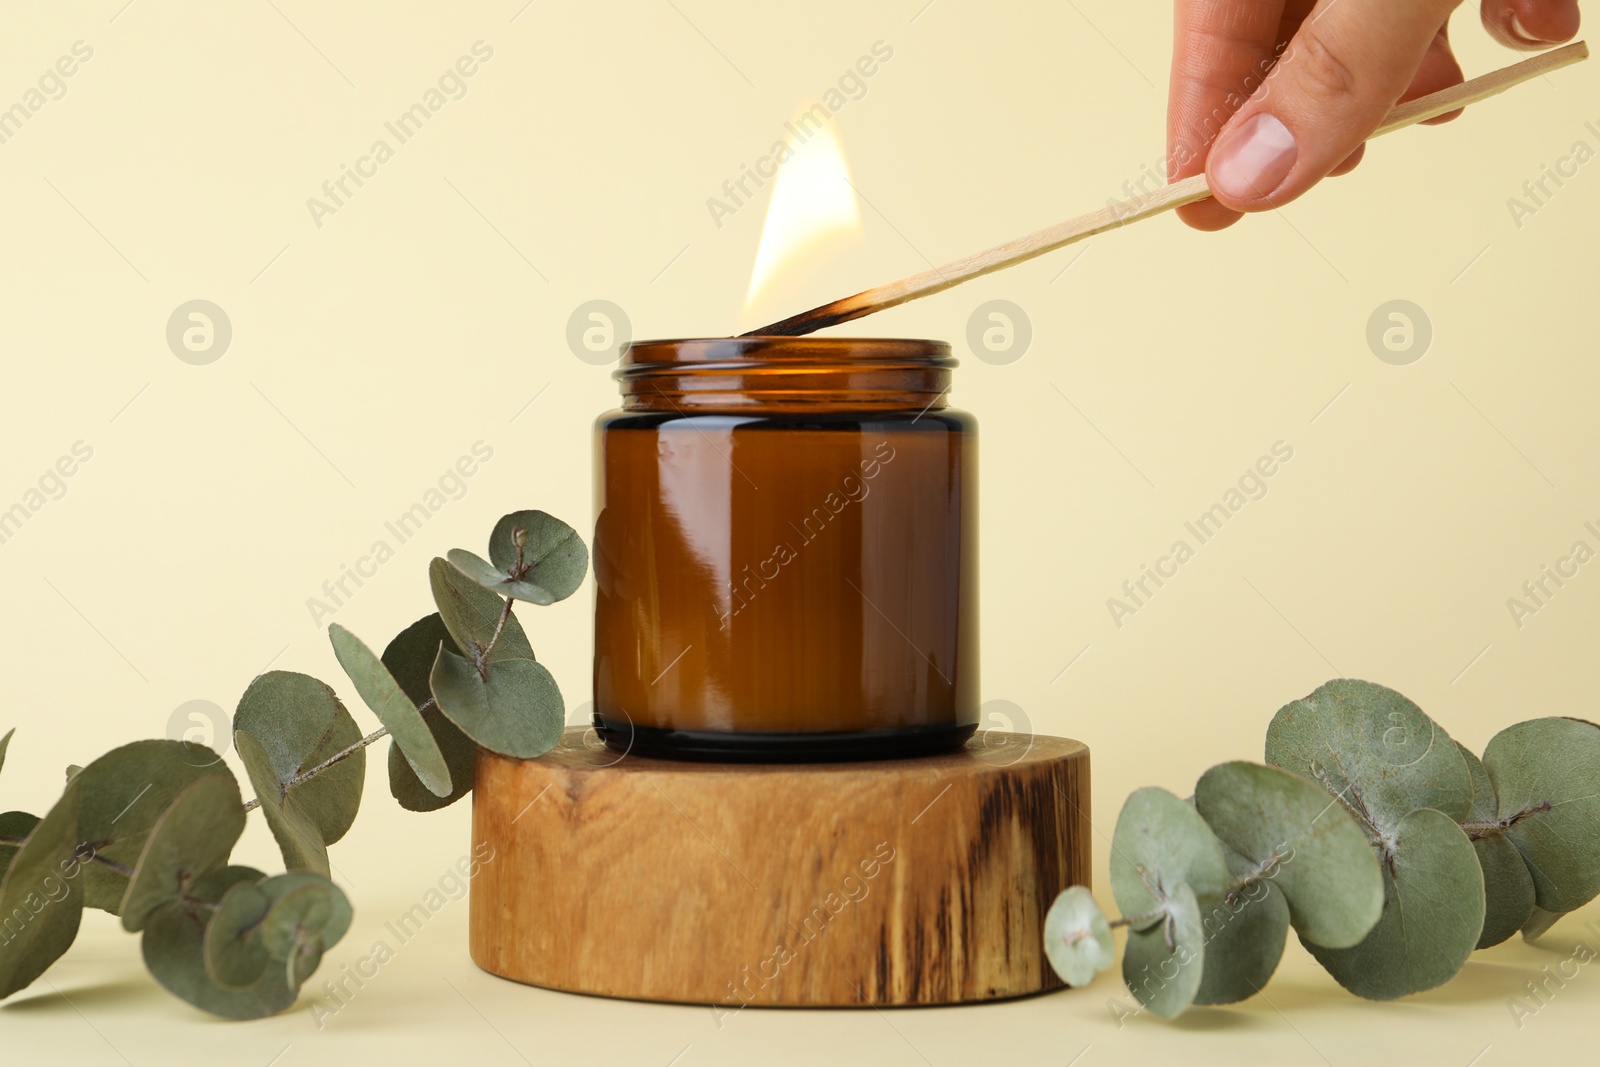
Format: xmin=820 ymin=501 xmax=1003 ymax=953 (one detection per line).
xmin=1510 ymin=14 xmax=1556 ymax=44
xmin=1210 ymin=113 xmax=1298 ymax=202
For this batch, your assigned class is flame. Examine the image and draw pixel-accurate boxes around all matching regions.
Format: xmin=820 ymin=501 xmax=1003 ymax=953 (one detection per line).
xmin=741 ymin=122 xmax=862 ymax=327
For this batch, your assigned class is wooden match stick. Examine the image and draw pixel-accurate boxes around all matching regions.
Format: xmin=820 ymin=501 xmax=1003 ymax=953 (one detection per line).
xmin=748 ymin=40 xmax=1589 ymax=338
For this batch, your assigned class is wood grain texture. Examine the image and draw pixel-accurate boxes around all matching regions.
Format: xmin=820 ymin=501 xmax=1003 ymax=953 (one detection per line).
xmin=748 ymin=41 xmax=1589 ymax=338
xmin=470 ymin=728 xmax=1090 ymax=1007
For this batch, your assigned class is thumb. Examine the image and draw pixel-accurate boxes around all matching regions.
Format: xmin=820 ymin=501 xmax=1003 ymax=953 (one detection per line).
xmin=1205 ymin=0 xmax=1462 ymax=211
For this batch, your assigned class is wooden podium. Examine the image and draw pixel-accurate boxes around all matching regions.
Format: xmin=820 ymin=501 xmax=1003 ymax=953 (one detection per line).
xmin=469 ymin=727 xmax=1090 ymax=1007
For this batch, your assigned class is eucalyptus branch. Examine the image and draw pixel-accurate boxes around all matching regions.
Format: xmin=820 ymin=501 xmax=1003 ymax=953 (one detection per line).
xmin=0 ymin=506 xmax=588 ymax=1022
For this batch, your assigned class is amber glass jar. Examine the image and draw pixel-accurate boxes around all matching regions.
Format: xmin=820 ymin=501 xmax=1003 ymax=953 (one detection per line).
xmin=592 ymin=337 xmax=978 ymax=761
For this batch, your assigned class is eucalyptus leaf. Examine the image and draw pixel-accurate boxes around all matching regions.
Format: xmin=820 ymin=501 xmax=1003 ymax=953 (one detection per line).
xmin=428 ymin=557 xmax=535 ymax=664
xmin=289 ymin=938 xmax=324 ymax=986
xmin=143 ymin=865 xmax=315 ymax=1019
xmin=489 ymin=510 xmax=587 ymax=602
xmin=1042 ymin=887 xmax=1115 ymax=987
xmin=389 ymin=708 xmax=476 ymax=813
xmin=0 ymin=811 xmax=41 ymax=879
xmin=191 ymin=865 xmax=268 ymax=903
xmin=1458 ymin=742 xmax=1535 ymax=948
xmin=235 ymin=732 xmax=330 ymax=875
xmin=329 ymin=623 xmax=450 ymax=798
xmin=1265 ymin=679 xmax=1473 ymax=829
xmin=430 ymin=647 xmax=564 ymax=760
xmin=382 ymin=614 xmax=476 ymax=812
xmin=1194 ymin=760 xmax=1383 ymax=949
xmin=260 ymin=884 xmax=333 ymax=961
xmin=0 ymin=786 xmax=83 ymax=1000
xmin=203 ymin=880 xmax=271 ymax=989
xmin=0 ymin=727 xmax=13 ymax=778
xmin=1522 ymin=905 xmax=1564 ymax=942
xmin=1483 ymin=717 xmax=1600 ymax=914
xmin=1109 ymin=786 xmax=1229 ymax=925
xmin=1123 ymin=881 xmax=1206 ymax=1018
xmin=1303 ymin=807 xmax=1484 ymax=1000
xmin=1194 ymin=847 xmax=1291 ymax=1006
xmin=120 ymin=775 xmax=246 ymax=932
xmin=257 ymin=872 xmax=353 ymax=951
xmin=448 ymin=549 xmax=559 ymax=606
xmin=234 ymin=671 xmax=365 ymax=869
xmin=72 ymin=739 xmax=225 ymax=914
xmin=143 ymin=903 xmax=295 ymax=1019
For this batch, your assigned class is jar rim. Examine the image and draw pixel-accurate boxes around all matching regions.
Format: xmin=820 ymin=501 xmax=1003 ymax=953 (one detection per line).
xmin=618 ymin=336 xmax=954 ymax=379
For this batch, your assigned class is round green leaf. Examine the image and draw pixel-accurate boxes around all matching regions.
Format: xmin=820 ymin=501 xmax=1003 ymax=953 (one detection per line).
xmin=487 ymin=510 xmax=588 ymax=603
xmin=389 ymin=707 xmax=475 ymax=812
xmin=0 ymin=786 xmax=84 ymax=1000
xmin=447 ymin=548 xmax=558 ymax=606
xmin=1522 ymin=905 xmax=1563 ymax=942
xmin=1458 ymin=742 xmax=1535 ymax=948
xmin=72 ymin=739 xmax=230 ymax=914
xmin=257 ymin=872 xmax=353 ymax=951
xmin=1109 ymin=786 xmax=1229 ymax=925
xmin=0 ymin=811 xmax=41 ymax=879
xmin=1473 ymin=834 xmax=1536 ymax=950
xmin=1123 ymin=880 xmax=1205 ymax=1018
xmin=121 ymin=775 xmax=246 ymax=932
xmin=428 ymin=557 xmax=535 ymax=663
xmin=1195 ymin=760 xmax=1383 ymax=949
xmin=329 ymin=623 xmax=450 ymax=798
xmin=234 ymin=671 xmax=365 ymax=873
xmin=1043 ymin=887 xmax=1114 ymax=987
xmin=193 ymin=866 xmax=269 ymax=902
xmin=1303 ymin=807 xmax=1484 ymax=1000
xmin=142 ymin=899 xmax=296 ymax=1019
xmin=430 ymin=646 xmax=565 ymax=760
xmin=1483 ymin=717 xmax=1600 ymax=913
xmin=1265 ymin=679 xmax=1473 ymax=825
xmin=382 ymin=615 xmax=476 ymax=812
xmin=203 ymin=881 xmax=271 ymax=989
xmin=1194 ymin=847 xmax=1291 ymax=1006
xmin=260 ymin=883 xmax=332 ymax=960
xmin=235 ymin=731 xmax=330 ymax=876
xmin=289 ymin=937 xmax=324 ymax=986
xmin=144 ymin=866 xmax=334 ymax=1018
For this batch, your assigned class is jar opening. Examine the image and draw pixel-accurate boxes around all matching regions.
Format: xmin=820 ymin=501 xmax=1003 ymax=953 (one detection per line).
xmin=615 ymin=337 xmax=955 ymax=412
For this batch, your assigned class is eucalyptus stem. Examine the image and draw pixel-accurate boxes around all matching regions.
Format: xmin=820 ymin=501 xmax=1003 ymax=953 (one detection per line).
xmin=238 ymin=694 xmax=441 ymax=815
xmin=242 ymin=726 xmax=391 ymax=814
xmin=480 ymin=597 xmax=515 ymax=674
xmin=87 ymin=853 xmax=136 ymax=878
xmin=1461 ymin=800 xmax=1552 ymax=840
xmin=0 ymin=835 xmax=137 ymax=878
xmin=1223 ymin=850 xmax=1287 ymax=898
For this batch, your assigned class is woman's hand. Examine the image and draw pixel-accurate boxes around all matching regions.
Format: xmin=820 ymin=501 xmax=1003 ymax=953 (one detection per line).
xmin=1168 ymin=0 xmax=1584 ymax=230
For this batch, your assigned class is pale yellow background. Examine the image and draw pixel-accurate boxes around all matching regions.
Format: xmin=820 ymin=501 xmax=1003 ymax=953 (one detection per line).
xmin=1 ymin=1 xmax=1596 ymax=1063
